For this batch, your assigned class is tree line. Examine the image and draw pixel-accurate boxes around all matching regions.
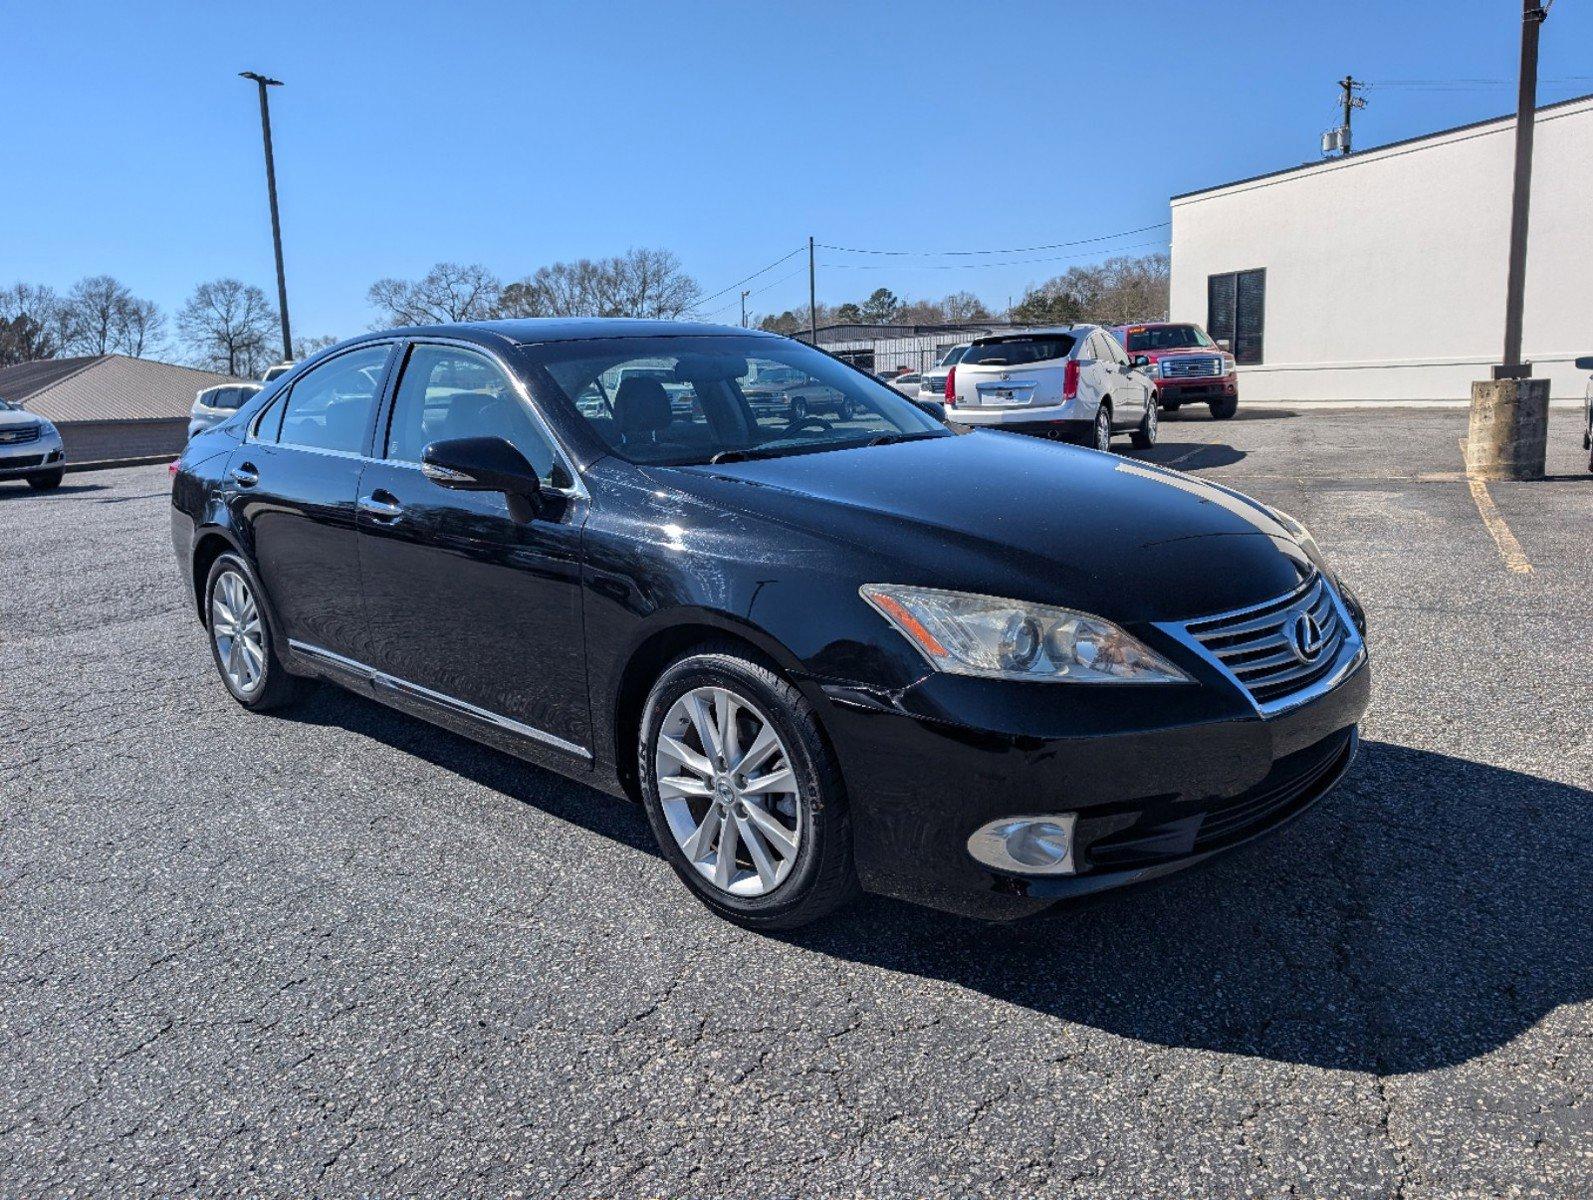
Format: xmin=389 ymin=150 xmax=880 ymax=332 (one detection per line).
xmin=1 ymin=249 xmax=1169 ymax=378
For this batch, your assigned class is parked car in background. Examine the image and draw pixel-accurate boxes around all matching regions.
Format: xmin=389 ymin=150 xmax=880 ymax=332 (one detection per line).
xmin=743 ymin=365 xmax=855 ymax=421
xmin=170 ymin=319 xmax=1368 ymax=929
xmin=920 ymin=343 xmax=971 ymax=405
xmin=888 ymin=371 xmax=922 ymax=397
xmin=1110 ymin=323 xmax=1238 ymax=419
xmin=947 ymin=326 xmax=1158 ymax=452
xmin=261 ymin=362 xmax=294 ymax=384
xmin=0 ymin=396 xmax=65 ymax=490
xmin=1579 ymin=353 xmax=1593 ymax=472
xmin=188 ymin=383 xmax=263 ymax=439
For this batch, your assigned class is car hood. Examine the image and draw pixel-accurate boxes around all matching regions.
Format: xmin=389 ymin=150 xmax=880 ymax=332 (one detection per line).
xmin=1140 ymin=347 xmax=1217 ymax=362
xmin=658 ymin=430 xmax=1311 ymax=625
xmin=0 ymin=409 xmax=43 ymax=430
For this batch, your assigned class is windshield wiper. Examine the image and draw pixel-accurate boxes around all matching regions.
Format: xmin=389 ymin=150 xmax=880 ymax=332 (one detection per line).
xmin=708 ymin=446 xmax=786 ymax=464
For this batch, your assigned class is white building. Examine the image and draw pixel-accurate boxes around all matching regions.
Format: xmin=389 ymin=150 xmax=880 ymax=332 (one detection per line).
xmin=1169 ymin=91 xmax=1593 ymax=401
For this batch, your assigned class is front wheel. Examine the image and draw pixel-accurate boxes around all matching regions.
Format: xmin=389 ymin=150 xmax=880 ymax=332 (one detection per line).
xmin=638 ymin=645 xmax=858 ymax=930
xmin=26 ymin=469 xmax=64 ymax=491
xmin=1209 ymin=395 xmax=1238 ymax=420
xmin=1130 ymin=401 xmax=1158 ymax=449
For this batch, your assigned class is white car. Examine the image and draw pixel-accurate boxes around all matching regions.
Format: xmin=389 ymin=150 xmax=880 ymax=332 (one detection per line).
xmin=0 ymin=396 xmax=65 ymax=490
xmin=919 ymin=343 xmax=971 ymax=404
xmin=888 ymin=371 xmax=922 ymax=396
xmin=945 ymin=326 xmax=1158 ymax=452
xmin=187 ymin=382 xmax=263 ymax=439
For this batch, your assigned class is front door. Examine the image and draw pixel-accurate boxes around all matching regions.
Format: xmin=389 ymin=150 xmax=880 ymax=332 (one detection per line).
xmin=230 ymin=342 xmax=395 ymax=662
xmin=356 ymin=341 xmax=591 ymax=758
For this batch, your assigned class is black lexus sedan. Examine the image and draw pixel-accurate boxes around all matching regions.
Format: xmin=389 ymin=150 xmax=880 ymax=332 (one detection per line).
xmin=170 ymin=320 xmax=1369 ymax=929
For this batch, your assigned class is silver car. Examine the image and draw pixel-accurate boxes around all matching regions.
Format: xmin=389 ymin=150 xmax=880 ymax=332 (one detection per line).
xmin=188 ymin=383 xmax=262 ymax=439
xmin=1578 ymin=354 xmax=1593 ymax=473
xmin=0 ymin=397 xmax=66 ymax=490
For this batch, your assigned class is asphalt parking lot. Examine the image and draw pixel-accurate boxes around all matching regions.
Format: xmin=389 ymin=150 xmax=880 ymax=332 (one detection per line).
xmin=2 ymin=406 xmax=1589 ymax=1197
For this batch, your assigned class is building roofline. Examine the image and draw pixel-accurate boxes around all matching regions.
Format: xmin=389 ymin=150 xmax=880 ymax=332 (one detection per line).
xmin=1170 ymin=89 xmax=1593 ymax=203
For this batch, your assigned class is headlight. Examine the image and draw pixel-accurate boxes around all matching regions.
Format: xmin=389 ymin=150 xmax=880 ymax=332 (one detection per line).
xmin=1222 ymin=355 xmax=1236 ymax=375
xmin=1157 ymin=360 xmax=1170 ymax=377
xmin=860 ymin=584 xmax=1191 ymax=684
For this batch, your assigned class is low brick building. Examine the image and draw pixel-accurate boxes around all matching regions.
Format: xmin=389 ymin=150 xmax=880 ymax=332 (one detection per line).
xmin=0 ymin=355 xmax=240 ymax=464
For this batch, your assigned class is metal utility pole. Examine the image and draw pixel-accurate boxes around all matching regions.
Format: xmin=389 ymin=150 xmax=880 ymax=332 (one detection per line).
xmin=1495 ymin=0 xmax=1548 ymax=379
xmin=808 ymin=236 xmax=817 ymax=344
xmin=240 ymin=72 xmax=293 ymax=363
xmin=740 ymin=289 xmax=751 ymax=328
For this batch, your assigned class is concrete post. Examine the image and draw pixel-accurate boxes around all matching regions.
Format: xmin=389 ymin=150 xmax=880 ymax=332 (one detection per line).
xmin=1466 ymin=378 xmax=1549 ymax=480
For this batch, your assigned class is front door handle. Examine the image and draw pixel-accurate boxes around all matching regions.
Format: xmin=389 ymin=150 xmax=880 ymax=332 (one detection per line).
xmin=358 ymin=492 xmax=404 ymax=521
xmin=231 ymin=462 xmax=259 ymax=487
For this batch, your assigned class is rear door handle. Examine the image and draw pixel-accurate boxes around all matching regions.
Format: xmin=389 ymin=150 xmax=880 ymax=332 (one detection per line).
xmin=358 ymin=492 xmax=404 ymax=521
xmin=230 ymin=462 xmax=259 ymax=487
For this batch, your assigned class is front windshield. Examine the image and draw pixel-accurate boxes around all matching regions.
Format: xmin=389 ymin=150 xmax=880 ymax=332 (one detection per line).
xmin=0 ymin=398 xmax=16 ymax=411
xmin=1123 ymin=325 xmax=1212 ymax=352
xmin=528 ymin=335 xmax=948 ymax=467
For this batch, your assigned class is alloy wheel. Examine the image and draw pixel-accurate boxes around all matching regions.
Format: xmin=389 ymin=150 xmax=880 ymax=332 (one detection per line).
xmin=1145 ymin=404 xmax=1158 ymax=443
xmin=1095 ymin=408 xmax=1112 ymax=452
xmin=211 ymin=569 xmax=266 ymax=695
xmin=654 ymin=685 xmax=803 ymax=897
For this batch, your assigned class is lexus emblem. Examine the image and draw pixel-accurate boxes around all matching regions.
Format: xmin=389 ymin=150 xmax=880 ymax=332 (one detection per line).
xmin=1286 ymin=612 xmax=1325 ymax=664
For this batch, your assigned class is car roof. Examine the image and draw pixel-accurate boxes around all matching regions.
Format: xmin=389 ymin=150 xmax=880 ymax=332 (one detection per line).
xmin=972 ymin=325 xmax=1088 ymax=340
xmin=363 ymin=317 xmax=779 ymax=347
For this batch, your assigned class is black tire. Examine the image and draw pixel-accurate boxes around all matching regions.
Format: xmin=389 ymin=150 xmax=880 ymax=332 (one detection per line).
xmin=26 ymin=469 xmax=64 ymax=491
xmin=834 ymin=396 xmax=854 ymax=421
xmin=788 ymin=395 xmax=809 ymax=421
xmin=1091 ymin=404 xmax=1113 ymax=452
xmin=1130 ymin=400 xmax=1158 ymax=450
xmin=204 ymin=552 xmax=309 ymax=712
xmin=1160 ymin=400 xmax=1181 ymax=412
xmin=638 ymin=643 xmax=859 ymax=930
xmin=1209 ymin=395 xmax=1238 ymax=420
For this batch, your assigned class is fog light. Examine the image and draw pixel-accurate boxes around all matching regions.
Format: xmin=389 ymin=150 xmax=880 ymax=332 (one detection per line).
xmin=967 ymin=814 xmax=1077 ymax=875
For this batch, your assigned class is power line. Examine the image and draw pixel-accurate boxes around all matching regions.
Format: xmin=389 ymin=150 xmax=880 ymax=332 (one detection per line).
xmin=695 ymin=266 xmax=809 ymax=320
xmin=816 ymin=220 xmax=1170 ymax=257
xmin=818 ymin=239 xmax=1168 ymax=272
xmin=690 ymin=246 xmax=806 ymax=310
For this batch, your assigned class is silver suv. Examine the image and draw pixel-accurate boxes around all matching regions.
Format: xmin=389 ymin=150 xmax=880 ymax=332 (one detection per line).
xmin=188 ymin=382 xmax=262 ymax=439
xmin=0 ymin=396 xmax=65 ymax=490
xmin=946 ymin=326 xmax=1158 ymax=452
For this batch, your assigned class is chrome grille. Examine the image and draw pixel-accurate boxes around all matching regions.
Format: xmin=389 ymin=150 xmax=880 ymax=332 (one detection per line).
xmin=1162 ymin=356 xmax=1222 ymax=379
xmin=1179 ymin=573 xmax=1354 ymax=712
xmin=0 ymin=425 xmax=42 ymax=445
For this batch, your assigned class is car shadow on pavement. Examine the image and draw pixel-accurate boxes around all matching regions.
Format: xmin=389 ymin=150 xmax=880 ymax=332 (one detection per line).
xmin=1130 ymin=442 xmax=1247 ymax=471
xmin=0 ymin=482 xmax=106 ymax=499
xmin=783 ymin=740 xmax=1592 ymax=1076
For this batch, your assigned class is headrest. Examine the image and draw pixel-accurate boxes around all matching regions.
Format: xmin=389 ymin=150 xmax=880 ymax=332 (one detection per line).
xmin=614 ymin=377 xmax=673 ymax=435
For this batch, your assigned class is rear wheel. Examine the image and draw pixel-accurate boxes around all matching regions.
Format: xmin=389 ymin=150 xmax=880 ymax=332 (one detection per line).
xmin=638 ymin=645 xmax=858 ymax=930
xmin=1130 ymin=401 xmax=1159 ymax=450
xmin=26 ymin=470 xmax=64 ymax=491
xmin=788 ymin=395 xmax=809 ymax=421
xmin=205 ymin=553 xmax=308 ymax=711
xmin=1091 ymin=404 xmax=1113 ymax=452
xmin=1209 ymin=395 xmax=1238 ymax=420
xmin=1160 ymin=399 xmax=1181 ymax=412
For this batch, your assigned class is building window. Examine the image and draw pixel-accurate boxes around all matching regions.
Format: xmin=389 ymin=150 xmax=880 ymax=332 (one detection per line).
xmin=1207 ymin=269 xmax=1265 ymax=364
xmin=834 ymin=349 xmax=876 ymax=372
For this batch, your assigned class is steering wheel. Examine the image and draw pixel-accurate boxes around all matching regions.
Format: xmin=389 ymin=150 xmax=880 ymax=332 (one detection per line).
xmin=784 ymin=417 xmax=832 ymax=435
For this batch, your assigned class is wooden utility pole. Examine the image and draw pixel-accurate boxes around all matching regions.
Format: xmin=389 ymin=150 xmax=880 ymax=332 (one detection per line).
xmin=807 ymin=237 xmax=817 ymax=345
xmin=240 ymin=72 xmax=292 ymax=363
xmin=1495 ymin=0 xmax=1547 ymax=379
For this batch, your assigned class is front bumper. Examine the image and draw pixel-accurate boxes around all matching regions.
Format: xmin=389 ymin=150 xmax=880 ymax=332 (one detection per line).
xmin=0 ymin=430 xmax=65 ymax=476
xmin=1159 ymin=376 xmax=1237 ymax=402
xmin=817 ymin=638 xmax=1369 ymax=919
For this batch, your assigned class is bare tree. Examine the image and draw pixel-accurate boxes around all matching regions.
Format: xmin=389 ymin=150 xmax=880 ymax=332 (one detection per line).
xmin=292 ymin=333 xmax=339 ymax=360
xmin=1011 ymin=253 xmax=1170 ymax=326
xmin=113 ymin=298 xmax=166 ymax=358
xmin=367 ymin=263 xmax=502 ymax=326
xmin=64 ymin=276 xmax=133 ymax=355
xmin=177 ymin=279 xmax=279 ymax=377
xmin=497 ymin=249 xmax=700 ymax=320
xmin=0 ymin=283 xmax=71 ymax=365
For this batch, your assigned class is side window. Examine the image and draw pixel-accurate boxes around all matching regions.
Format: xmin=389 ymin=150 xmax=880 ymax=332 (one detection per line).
xmin=278 ymin=345 xmax=391 ymax=454
xmin=1103 ymin=335 xmax=1128 ymax=365
xmin=250 ymin=393 xmax=285 ymax=443
xmin=385 ymin=344 xmax=557 ymax=480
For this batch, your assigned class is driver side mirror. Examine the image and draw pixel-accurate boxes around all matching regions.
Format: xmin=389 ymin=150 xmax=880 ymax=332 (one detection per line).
xmin=1215 ymin=338 xmax=1232 ymax=352
xmin=422 ymin=436 xmax=544 ymax=522
xmin=1130 ymin=354 xmax=1151 ymax=369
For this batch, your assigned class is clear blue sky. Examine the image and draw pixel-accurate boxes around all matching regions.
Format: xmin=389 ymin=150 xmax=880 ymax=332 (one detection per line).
xmin=6 ymin=0 xmax=1591 ymax=342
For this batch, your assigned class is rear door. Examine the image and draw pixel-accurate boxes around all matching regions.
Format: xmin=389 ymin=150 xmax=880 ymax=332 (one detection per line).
xmin=229 ymin=342 xmax=396 ymax=663
xmin=356 ymin=341 xmax=592 ymax=759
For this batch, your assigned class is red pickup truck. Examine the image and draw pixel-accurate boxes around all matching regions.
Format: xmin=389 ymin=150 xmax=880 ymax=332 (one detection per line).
xmin=1109 ymin=322 xmax=1238 ymax=419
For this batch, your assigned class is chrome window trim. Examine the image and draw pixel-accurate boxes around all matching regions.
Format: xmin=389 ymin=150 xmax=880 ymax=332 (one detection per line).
xmin=383 ymin=337 xmax=589 ymax=501
xmin=287 ymin=639 xmax=592 ymax=761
